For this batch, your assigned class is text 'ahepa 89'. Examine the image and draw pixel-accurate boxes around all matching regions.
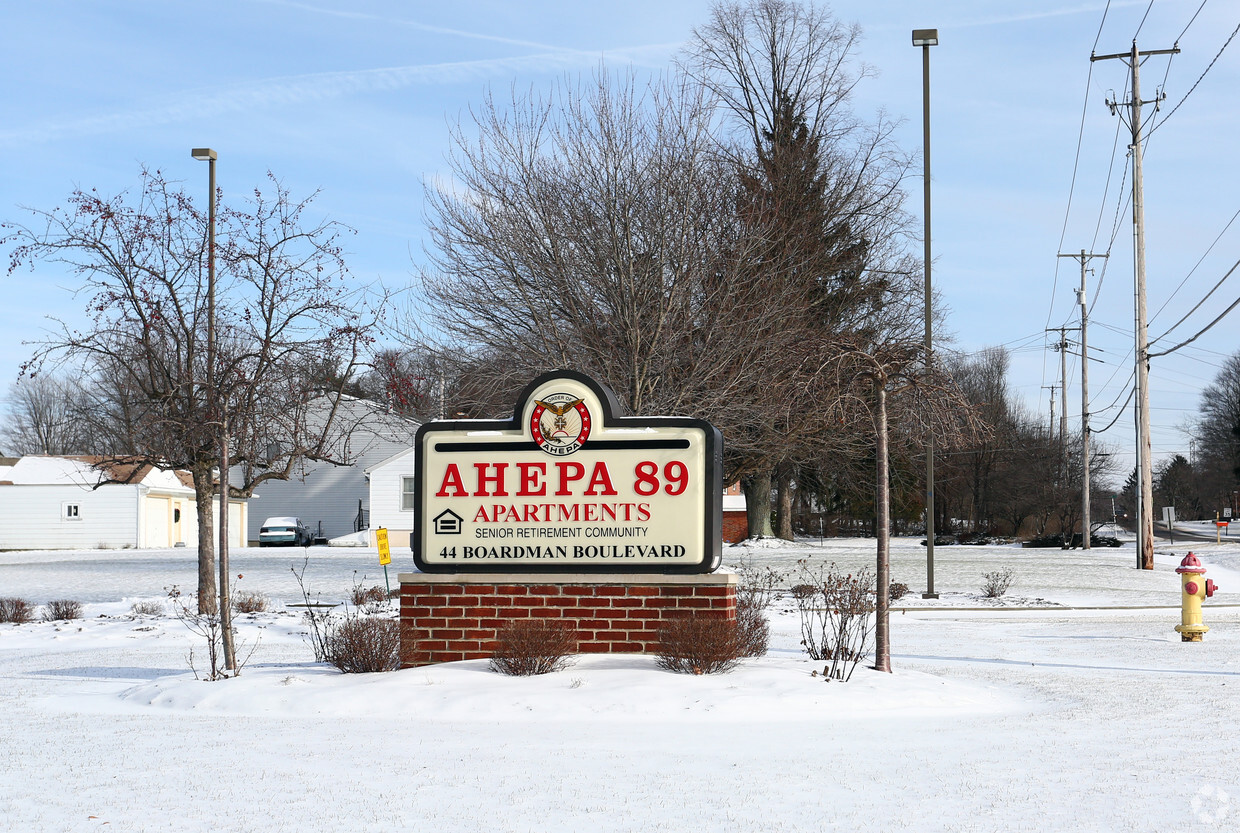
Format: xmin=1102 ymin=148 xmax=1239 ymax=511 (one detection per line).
xmin=412 ymin=370 xmax=722 ymax=574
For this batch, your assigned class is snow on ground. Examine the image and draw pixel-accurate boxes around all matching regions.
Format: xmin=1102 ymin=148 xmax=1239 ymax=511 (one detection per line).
xmin=2 ymin=538 xmax=1239 ymax=832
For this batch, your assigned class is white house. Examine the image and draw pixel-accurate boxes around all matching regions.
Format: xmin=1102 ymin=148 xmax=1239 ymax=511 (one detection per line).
xmin=365 ymin=446 xmax=418 ymax=548
xmin=0 ymin=456 xmax=246 ymax=551
xmin=243 ymin=398 xmax=420 ymax=545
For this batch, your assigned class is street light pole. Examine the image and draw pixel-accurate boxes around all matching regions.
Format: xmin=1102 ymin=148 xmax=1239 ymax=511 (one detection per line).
xmin=912 ymin=28 xmax=939 ymax=598
xmin=191 ymin=147 xmax=235 ymax=672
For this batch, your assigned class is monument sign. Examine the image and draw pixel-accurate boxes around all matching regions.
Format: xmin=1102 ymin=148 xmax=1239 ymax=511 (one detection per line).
xmin=411 ymin=370 xmax=722 ymax=573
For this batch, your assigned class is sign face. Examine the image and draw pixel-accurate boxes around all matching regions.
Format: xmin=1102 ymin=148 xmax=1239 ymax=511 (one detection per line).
xmin=412 ymin=370 xmax=722 ymax=574
xmin=1225 ymin=508 xmax=1233 ymax=519
xmin=376 ymin=527 xmax=391 ymax=565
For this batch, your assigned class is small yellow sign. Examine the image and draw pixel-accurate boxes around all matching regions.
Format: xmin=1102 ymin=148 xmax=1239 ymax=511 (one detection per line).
xmin=376 ymin=527 xmax=391 ymax=565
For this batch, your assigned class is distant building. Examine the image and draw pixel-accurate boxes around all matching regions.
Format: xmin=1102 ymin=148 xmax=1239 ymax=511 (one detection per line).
xmin=0 ymin=455 xmax=245 ymax=550
xmin=364 ymin=445 xmax=418 ymax=548
xmin=243 ymin=397 xmax=420 ymax=545
xmin=723 ymin=481 xmax=748 ymax=543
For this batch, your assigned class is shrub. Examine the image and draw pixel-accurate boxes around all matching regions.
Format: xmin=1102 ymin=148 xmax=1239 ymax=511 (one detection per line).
xmin=490 ymin=619 xmax=578 ymax=676
xmin=324 ymin=617 xmax=402 ymax=673
xmin=656 ymin=616 xmax=745 ymax=675
xmin=793 ymin=560 xmax=876 ymax=681
xmin=889 ymin=582 xmax=909 ymax=602
xmin=0 ymin=597 xmax=35 ymax=624
xmin=42 ymin=599 xmax=83 ymax=621
xmin=981 ymin=568 xmax=1014 ymax=598
xmin=735 ymin=603 xmax=770 ymax=658
xmin=733 ymin=560 xmax=783 ymax=658
xmin=131 ymin=600 xmax=164 ymax=616
xmin=232 ymin=590 xmax=270 ymax=614
xmin=350 ymin=584 xmax=388 ymax=608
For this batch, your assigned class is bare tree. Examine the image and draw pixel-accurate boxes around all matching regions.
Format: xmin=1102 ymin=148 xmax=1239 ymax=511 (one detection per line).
xmin=1192 ymin=351 xmax=1240 ymax=513
xmin=4 ymin=168 xmax=381 ymax=656
xmin=680 ymin=0 xmax=918 ymax=537
xmin=418 ymin=72 xmax=797 ymax=432
xmin=0 ymin=376 xmax=96 ymax=455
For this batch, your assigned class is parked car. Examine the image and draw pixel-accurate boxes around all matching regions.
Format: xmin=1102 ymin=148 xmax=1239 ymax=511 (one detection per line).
xmin=258 ymin=517 xmax=312 ymax=547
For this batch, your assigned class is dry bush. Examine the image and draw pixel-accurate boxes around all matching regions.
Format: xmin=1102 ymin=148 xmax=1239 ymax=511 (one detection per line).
xmin=656 ymin=616 xmax=745 ymax=675
xmin=736 ymin=605 xmax=770 ymax=658
xmin=889 ymin=582 xmax=910 ymax=602
xmin=794 ymin=560 xmax=876 ymax=681
xmin=351 ymin=584 xmax=388 ymax=607
xmin=733 ymin=560 xmax=782 ymax=658
xmin=0 ymin=597 xmax=35 ymax=624
xmin=232 ymin=590 xmax=270 ymax=614
xmin=42 ymin=599 xmax=83 ymax=621
xmin=490 ymin=619 xmax=578 ymax=676
xmin=131 ymin=600 xmax=164 ymax=616
xmin=324 ymin=617 xmax=402 ymax=673
xmin=981 ymin=568 xmax=1014 ymax=598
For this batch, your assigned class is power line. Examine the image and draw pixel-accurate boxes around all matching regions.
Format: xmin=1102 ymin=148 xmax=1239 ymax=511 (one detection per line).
xmin=1148 ymin=256 xmax=1240 ymax=358
xmin=1048 ymin=0 xmax=1115 ymax=336
xmin=1177 ymin=0 xmax=1210 ymax=41
xmin=1149 ymin=204 xmax=1240 ymax=332
xmin=1133 ymin=0 xmax=1156 ymax=40
xmin=1148 ymin=19 xmax=1240 ymax=136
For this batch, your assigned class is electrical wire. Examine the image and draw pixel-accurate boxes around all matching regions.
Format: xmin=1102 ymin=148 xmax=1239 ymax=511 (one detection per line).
xmin=1133 ymin=0 xmax=1156 ymax=39
xmin=1148 ymin=257 xmax=1240 ymax=358
xmin=1149 ymin=205 xmax=1240 ymax=331
xmin=1177 ymin=0 xmax=1210 ymax=41
xmin=1048 ymin=0 xmax=1114 ymax=336
xmin=1148 ymin=19 xmax=1240 ymax=136
xmin=1093 ymin=384 xmax=1137 ymax=434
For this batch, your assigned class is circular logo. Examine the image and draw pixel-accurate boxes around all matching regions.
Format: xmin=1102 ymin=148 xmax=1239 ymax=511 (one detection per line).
xmin=530 ymin=393 xmax=590 ymax=456
xmin=1192 ymin=784 xmax=1230 ymax=826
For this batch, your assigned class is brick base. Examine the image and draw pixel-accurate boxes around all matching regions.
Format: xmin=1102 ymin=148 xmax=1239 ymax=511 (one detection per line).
xmin=397 ymin=571 xmax=737 ymax=667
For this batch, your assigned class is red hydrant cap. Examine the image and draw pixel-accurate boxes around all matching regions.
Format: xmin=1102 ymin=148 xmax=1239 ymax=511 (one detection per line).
xmin=1176 ymin=552 xmax=1207 ymax=574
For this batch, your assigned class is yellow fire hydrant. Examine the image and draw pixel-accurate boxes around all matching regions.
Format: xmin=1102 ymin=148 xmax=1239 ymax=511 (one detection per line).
xmin=1175 ymin=552 xmax=1218 ymax=642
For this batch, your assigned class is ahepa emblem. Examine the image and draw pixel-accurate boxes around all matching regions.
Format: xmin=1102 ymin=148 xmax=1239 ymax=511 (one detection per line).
xmin=530 ymin=393 xmax=591 ymax=456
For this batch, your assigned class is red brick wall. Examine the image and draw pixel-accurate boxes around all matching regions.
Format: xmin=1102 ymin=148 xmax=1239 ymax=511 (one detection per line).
xmin=399 ymin=574 xmax=737 ymax=667
xmin=722 ymin=510 xmax=748 ymax=543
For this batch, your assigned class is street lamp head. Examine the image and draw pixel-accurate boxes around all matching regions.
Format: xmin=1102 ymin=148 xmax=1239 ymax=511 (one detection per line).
xmin=912 ymin=29 xmax=939 ymax=47
xmin=191 ymin=148 xmax=218 ymax=161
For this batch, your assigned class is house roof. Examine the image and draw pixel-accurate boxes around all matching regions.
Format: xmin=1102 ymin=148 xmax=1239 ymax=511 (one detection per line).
xmin=0 ymin=456 xmax=196 ymax=493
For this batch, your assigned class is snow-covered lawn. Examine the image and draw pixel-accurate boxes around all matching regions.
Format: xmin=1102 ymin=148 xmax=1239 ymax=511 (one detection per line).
xmin=2 ymin=538 xmax=1238 ymax=832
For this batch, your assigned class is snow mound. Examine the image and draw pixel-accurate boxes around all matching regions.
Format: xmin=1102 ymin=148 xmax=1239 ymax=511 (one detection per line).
xmin=114 ymin=654 xmax=1029 ymax=721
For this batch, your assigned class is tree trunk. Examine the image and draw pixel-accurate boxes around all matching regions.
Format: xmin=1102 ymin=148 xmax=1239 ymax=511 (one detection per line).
xmin=776 ymin=465 xmax=795 ymax=540
xmin=219 ymin=424 xmax=236 ymax=672
xmin=191 ymin=464 xmax=218 ymax=615
xmin=873 ymin=380 xmax=892 ymax=673
xmin=742 ymin=471 xmax=774 ymax=538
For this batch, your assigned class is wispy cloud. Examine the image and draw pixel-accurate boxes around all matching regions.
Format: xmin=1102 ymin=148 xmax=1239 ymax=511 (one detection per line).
xmin=950 ymin=1 xmax=1150 ymax=30
xmin=256 ymin=0 xmax=580 ymax=53
xmin=0 ymin=47 xmax=677 ymax=147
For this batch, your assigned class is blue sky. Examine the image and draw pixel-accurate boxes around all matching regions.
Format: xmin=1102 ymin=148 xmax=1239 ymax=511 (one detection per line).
xmin=2 ymin=0 xmax=1238 ymax=488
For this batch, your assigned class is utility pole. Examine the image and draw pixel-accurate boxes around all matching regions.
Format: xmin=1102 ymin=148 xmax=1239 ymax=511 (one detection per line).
xmin=1043 ymin=385 xmax=1057 ymax=437
xmin=1093 ymin=41 xmax=1178 ymax=570
xmin=1047 ymin=327 xmax=1076 ymax=474
xmin=1059 ymin=250 xmax=1107 ymax=549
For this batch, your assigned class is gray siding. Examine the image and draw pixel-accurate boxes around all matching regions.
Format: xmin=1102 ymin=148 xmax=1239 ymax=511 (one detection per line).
xmin=245 ymin=401 xmax=419 ymax=543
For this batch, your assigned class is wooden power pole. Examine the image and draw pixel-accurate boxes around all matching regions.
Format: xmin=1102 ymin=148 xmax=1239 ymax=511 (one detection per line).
xmin=1092 ymin=41 xmax=1178 ymax=570
xmin=1059 ymin=250 xmax=1107 ymax=549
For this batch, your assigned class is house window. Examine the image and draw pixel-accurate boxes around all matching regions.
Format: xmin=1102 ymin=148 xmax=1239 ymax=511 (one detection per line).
xmin=64 ymin=503 xmax=81 ymax=521
xmin=401 ymin=476 xmax=417 ymax=511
